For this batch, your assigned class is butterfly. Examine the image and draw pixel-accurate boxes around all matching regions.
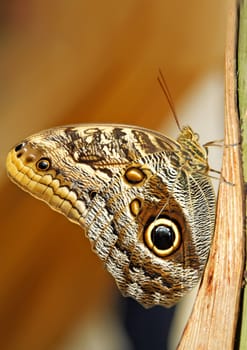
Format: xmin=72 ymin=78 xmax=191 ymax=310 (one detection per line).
xmin=6 ymin=120 xmax=215 ymax=308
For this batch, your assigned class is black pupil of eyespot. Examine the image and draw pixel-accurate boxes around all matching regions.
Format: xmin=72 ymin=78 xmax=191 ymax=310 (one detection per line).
xmin=151 ymin=225 xmax=175 ymax=250
xmin=38 ymin=159 xmax=49 ymax=170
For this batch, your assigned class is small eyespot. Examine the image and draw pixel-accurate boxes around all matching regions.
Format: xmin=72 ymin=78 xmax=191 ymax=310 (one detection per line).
xmin=124 ymin=167 xmax=146 ymax=185
xmin=36 ymin=158 xmax=51 ymax=171
xmin=25 ymin=154 xmax=36 ymax=163
xmin=129 ymin=198 xmax=142 ymax=216
xmin=144 ymin=218 xmax=181 ymax=257
xmin=16 ymin=152 xmax=23 ymax=158
xmin=15 ymin=143 xmax=25 ymax=152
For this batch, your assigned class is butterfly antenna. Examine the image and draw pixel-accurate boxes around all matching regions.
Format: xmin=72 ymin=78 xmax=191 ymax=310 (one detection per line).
xmin=157 ymin=69 xmax=182 ymax=131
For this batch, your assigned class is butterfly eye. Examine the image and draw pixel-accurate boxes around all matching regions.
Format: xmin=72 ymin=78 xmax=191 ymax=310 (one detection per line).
xmin=144 ymin=218 xmax=181 ymax=257
xmin=36 ymin=158 xmax=51 ymax=171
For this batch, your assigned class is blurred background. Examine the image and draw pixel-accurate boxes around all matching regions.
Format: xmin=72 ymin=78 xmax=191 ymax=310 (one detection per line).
xmin=1 ymin=1 xmax=225 ymax=349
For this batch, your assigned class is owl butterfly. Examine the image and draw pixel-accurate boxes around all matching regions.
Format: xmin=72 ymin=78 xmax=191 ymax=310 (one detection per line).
xmin=6 ymin=78 xmax=215 ymax=308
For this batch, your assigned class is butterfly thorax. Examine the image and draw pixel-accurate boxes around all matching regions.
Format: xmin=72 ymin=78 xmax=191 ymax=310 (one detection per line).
xmin=176 ymin=126 xmax=209 ymax=174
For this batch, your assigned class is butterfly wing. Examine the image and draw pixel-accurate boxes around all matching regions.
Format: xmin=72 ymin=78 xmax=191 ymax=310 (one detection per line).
xmin=6 ymin=124 xmax=215 ymax=307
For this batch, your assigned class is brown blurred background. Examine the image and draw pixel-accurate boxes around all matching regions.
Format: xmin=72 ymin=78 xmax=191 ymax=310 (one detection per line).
xmin=1 ymin=1 xmax=225 ymax=349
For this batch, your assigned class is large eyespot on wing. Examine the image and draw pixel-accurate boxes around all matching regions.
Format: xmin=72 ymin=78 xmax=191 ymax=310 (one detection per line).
xmin=144 ymin=217 xmax=181 ymax=257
